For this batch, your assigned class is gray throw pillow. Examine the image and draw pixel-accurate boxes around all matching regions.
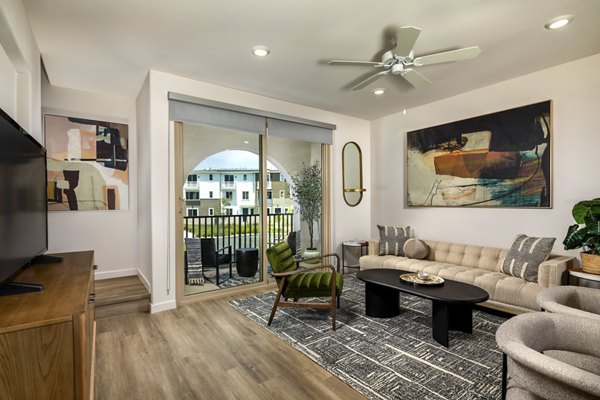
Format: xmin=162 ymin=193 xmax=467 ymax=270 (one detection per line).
xmin=403 ymin=238 xmax=429 ymax=259
xmin=501 ymin=234 xmax=555 ymax=283
xmin=377 ymin=225 xmax=411 ymax=256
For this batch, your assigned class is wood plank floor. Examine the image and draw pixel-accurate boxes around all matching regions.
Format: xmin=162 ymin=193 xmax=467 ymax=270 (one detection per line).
xmin=95 ymin=275 xmax=150 ymax=318
xmin=94 ymin=289 xmax=367 ymax=400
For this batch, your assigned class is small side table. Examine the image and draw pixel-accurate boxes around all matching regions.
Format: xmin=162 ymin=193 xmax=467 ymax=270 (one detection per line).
xmin=342 ymin=240 xmax=369 ymax=274
xmin=236 ymin=248 xmax=259 ymax=277
xmin=568 ymin=267 xmax=600 ymax=289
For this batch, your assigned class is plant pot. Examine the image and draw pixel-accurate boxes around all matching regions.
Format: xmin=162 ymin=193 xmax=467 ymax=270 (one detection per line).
xmin=581 ymin=252 xmax=600 ymax=275
xmin=302 ymin=249 xmax=321 ymax=264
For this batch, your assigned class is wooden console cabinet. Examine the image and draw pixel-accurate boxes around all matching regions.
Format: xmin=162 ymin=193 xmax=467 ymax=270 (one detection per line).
xmin=0 ymin=251 xmax=95 ymax=400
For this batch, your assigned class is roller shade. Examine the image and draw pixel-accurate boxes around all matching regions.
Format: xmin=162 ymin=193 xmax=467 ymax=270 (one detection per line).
xmin=168 ymin=92 xmax=335 ymax=144
xmin=169 ymin=98 xmax=265 ymax=134
xmin=267 ymin=118 xmax=333 ymax=145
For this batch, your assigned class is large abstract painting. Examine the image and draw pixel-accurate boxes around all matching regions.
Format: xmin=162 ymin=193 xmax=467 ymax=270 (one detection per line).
xmin=45 ymin=114 xmax=129 ymax=211
xmin=406 ymin=101 xmax=551 ymax=208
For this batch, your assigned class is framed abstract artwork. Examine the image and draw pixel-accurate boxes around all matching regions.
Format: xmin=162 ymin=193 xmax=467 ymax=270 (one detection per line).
xmin=406 ymin=100 xmax=552 ymax=208
xmin=44 ymin=114 xmax=129 ymax=211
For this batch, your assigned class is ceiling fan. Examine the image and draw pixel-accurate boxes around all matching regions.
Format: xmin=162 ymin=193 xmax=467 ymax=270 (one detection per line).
xmin=328 ymin=26 xmax=481 ymax=90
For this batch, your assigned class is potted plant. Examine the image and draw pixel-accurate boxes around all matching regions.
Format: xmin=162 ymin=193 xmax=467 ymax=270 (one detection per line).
xmin=290 ymin=161 xmax=321 ymax=261
xmin=563 ymin=197 xmax=600 ymax=274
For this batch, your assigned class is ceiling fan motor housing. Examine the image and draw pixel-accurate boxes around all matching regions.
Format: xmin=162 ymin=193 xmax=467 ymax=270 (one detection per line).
xmin=391 ymin=63 xmax=404 ymax=75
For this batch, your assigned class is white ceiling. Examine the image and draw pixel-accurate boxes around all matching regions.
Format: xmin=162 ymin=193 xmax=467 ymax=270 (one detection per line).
xmin=23 ymin=0 xmax=600 ymax=120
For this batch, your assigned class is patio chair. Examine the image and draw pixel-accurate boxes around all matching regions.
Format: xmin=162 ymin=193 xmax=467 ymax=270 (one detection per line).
xmin=200 ymin=238 xmax=232 ymax=286
xmin=266 ymin=241 xmax=343 ymax=330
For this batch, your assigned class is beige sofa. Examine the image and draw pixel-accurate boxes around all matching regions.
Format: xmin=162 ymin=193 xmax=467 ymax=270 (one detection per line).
xmin=359 ymin=239 xmax=576 ymax=314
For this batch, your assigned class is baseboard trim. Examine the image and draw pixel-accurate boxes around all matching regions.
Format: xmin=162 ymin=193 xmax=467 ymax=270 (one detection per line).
xmin=136 ymin=269 xmax=151 ymax=293
xmin=94 ymin=268 xmax=138 ymax=280
xmin=150 ymin=300 xmax=177 ymax=313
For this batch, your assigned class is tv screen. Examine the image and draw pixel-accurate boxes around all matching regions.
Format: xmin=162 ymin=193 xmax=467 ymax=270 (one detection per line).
xmin=0 ymin=108 xmax=47 ymax=286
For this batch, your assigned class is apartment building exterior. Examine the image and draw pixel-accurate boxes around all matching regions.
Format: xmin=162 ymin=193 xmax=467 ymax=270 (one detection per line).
xmin=183 ymin=168 xmax=294 ymax=216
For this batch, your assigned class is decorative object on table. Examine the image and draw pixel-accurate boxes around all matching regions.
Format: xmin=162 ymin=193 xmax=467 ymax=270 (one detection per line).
xmin=44 ymin=113 xmax=129 ymax=211
xmin=500 ymin=234 xmax=555 ymax=283
xmin=265 ymin=242 xmax=342 ymax=330
xmin=342 ymin=141 xmax=366 ymax=207
xmin=377 ymin=225 xmax=411 ymax=256
xmin=400 ymin=273 xmax=444 ymax=286
xmin=563 ymin=197 xmax=600 ymax=274
xmin=341 ymin=240 xmax=369 ymax=274
xmin=290 ymin=161 xmax=321 ymax=261
xmin=402 ymin=238 xmax=429 ymax=259
xmin=231 ymin=274 xmax=505 ymax=400
xmin=406 ymin=100 xmax=552 ymax=208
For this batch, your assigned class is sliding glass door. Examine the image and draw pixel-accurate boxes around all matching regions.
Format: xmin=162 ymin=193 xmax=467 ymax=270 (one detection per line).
xmin=170 ymin=95 xmax=334 ymax=301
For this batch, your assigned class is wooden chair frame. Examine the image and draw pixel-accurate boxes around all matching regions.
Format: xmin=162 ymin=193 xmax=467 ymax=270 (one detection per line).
xmin=268 ymin=253 xmax=341 ymax=330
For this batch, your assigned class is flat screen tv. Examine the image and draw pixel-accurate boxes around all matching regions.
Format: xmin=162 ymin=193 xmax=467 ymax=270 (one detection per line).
xmin=0 ymin=107 xmax=49 ymax=295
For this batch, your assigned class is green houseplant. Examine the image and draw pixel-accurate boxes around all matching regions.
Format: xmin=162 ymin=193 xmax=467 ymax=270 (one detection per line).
xmin=290 ymin=161 xmax=322 ymax=257
xmin=563 ymin=197 xmax=600 ymax=274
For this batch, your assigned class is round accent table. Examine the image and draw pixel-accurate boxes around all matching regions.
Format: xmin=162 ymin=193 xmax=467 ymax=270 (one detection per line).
xmin=235 ymin=248 xmax=259 ymax=277
xmin=342 ymin=240 xmax=368 ymax=274
xmin=568 ymin=267 xmax=600 ymax=289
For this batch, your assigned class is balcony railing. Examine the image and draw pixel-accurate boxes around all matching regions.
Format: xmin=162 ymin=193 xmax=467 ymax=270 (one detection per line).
xmin=183 ymin=212 xmax=294 ymax=257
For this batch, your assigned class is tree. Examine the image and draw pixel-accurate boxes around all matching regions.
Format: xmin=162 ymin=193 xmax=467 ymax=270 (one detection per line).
xmin=290 ymin=161 xmax=321 ymax=249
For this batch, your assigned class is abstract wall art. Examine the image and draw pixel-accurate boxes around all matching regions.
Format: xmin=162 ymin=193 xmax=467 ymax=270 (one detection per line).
xmin=406 ymin=100 xmax=552 ymax=208
xmin=44 ymin=114 xmax=129 ymax=211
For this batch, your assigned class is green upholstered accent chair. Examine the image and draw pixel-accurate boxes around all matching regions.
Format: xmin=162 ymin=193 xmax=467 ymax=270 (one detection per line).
xmin=266 ymin=242 xmax=343 ymax=330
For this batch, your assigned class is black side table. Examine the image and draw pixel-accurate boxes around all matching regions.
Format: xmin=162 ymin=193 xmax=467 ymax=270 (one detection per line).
xmin=236 ymin=248 xmax=259 ymax=277
xmin=342 ymin=240 xmax=368 ymax=274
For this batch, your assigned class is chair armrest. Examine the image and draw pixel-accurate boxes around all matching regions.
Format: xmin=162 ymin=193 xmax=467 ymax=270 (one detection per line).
xmin=368 ymin=240 xmax=379 ymax=255
xmin=537 ymin=255 xmax=575 ymax=288
xmin=216 ymin=245 xmax=232 ymax=255
xmin=271 ymin=263 xmax=336 ymax=277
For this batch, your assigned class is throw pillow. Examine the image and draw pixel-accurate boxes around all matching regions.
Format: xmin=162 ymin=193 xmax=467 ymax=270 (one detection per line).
xmin=403 ymin=238 xmax=429 ymax=259
xmin=501 ymin=234 xmax=555 ymax=283
xmin=377 ymin=225 xmax=411 ymax=256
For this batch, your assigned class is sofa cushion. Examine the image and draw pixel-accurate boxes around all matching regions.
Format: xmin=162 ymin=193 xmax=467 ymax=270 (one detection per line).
xmin=377 ymin=225 xmax=410 ymax=256
xmin=501 ymin=234 xmax=555 ymax=283
xmin=403 ymin=238 xmax=429 ymax=259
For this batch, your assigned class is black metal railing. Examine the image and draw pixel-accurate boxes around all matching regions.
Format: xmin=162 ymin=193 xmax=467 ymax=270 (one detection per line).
xmin=183 ymin=212 xmax=294 ymax=257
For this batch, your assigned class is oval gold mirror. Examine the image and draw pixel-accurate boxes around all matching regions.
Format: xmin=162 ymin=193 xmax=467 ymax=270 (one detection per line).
xmin=342 ymin=141 xmax=365 ymax=207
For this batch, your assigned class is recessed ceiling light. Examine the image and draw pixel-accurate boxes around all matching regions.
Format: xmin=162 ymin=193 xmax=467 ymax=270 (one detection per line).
xmin=373 ymin=88 xmax=385 ymax=95
xmin=252 ymin=46 xmax=270 ymax=57
xmin=545 ymin=15 xmax=574 ymax=30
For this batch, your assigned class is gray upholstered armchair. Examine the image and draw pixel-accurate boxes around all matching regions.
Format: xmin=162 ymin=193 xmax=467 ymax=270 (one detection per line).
xmin=537 ymin=286 xmax=600 ymax=321
xmin=496 ymin=312 xmax=600 ymax=400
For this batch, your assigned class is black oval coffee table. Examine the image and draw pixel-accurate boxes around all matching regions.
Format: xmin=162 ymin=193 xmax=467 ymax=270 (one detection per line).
xmin=356 ymin=268 xmax=489 ymax=347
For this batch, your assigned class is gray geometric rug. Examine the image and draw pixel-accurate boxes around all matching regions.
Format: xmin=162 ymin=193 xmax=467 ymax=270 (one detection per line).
xmin=229 ymin=275 xmax=506 ymax=400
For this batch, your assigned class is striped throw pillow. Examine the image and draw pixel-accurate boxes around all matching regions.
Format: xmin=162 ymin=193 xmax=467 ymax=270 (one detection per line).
xmin=501 ymin=234 xmax=555 ymax=283
xmin=377 ymin=225 xmax=411 ymax=256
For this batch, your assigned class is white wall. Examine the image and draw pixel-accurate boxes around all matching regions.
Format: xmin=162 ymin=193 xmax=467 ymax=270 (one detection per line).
xmin=42 ymin=76 xmax=139 ymax=279
xmin=142 ymin=70 xmax=371 ymax=311
xmin=0 ymin=0 xmax=41 ymax=137
xmin=370 ymin=53 xmax=600 ymax=257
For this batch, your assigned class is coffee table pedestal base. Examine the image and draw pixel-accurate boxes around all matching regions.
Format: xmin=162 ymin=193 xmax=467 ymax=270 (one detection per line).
xmin=364 ymin=282 xmax=400 ymax=318
xmin=432 ymin=301 xmax=473 ymax=347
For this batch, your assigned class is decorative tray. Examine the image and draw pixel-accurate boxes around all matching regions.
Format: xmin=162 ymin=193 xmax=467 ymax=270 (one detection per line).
xmin=400 ymin=273 xmax=445 ymax=286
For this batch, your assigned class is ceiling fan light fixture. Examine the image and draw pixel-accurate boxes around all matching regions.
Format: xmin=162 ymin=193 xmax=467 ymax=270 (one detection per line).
xmin=373 ymin=88 xmax=385 ymax=95
xmin=545 ymin=15 xmax=574 ymax=30
xmin=252 ymin=46 xmax=270 ymax=57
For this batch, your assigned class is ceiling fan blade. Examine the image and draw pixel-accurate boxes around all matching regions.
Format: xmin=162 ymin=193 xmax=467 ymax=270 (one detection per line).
xmin=392 ymin=26 xmax=421 ymax=58
xmin=413 ymin=46 xmax=481 ymax=66
xmin=328 ymin=60 xmax=383 ymax=67
xmin=401 ymin=68 xmax=431 ymax=87
xmin=351 ymin=70 xmax=390 ymax=90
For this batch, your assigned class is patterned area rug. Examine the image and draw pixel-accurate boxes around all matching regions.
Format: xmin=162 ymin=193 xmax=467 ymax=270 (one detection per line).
xmin=230 ymin=275 xmax=506 ymax=400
